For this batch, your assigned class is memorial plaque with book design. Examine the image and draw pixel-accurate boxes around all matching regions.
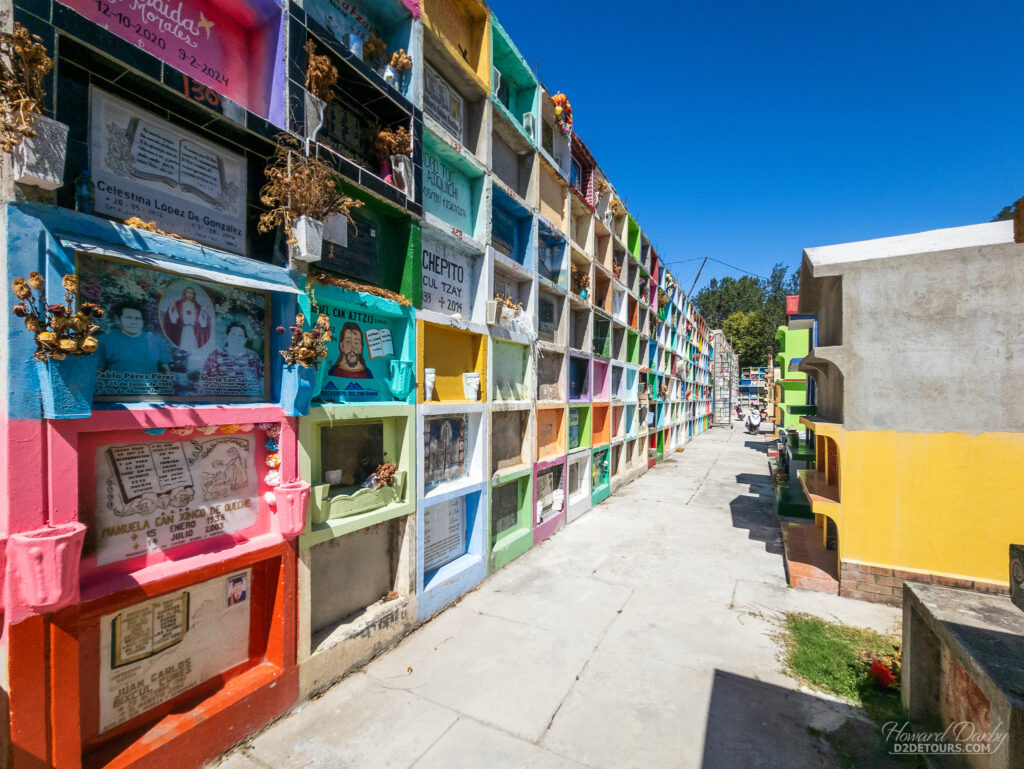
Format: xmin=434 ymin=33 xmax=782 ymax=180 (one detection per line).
xmin=89 ymin=89 xmax=246 ymax=253
xmin=99 ymin=570 xmax=251 ymax=732
xmin=92 ymin=434 xmax=259 ymax=565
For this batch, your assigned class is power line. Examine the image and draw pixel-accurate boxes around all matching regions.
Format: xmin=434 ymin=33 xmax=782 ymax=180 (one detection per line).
xmin=704 ymin=258 xmax=770 ymax=280
xmin=659 ymin=256 xmax=769 ymax=281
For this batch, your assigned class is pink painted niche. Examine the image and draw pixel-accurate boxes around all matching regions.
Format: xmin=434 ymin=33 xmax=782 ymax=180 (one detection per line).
xmin=533 ymin=455 xmax=566 ymax=545
xmin=29 ymin=406 xmax=300 ymax=614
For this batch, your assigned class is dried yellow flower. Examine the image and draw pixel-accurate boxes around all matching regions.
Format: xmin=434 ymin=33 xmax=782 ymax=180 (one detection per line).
xmin=12 ymin=278 xmax=30 ymax=299
xmin=27 ymin=271 xmax=44 ymax=290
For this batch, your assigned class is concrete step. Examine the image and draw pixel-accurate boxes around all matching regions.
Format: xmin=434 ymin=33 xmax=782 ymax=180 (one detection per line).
xmin=780 ymin=519 xmax=839 ymax=594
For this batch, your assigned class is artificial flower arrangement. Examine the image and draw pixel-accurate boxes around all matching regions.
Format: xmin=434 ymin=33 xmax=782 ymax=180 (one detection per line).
xmin=371 ymin=456 xmax=399 ymax=489
xmin=390 ymin=49 xmax=413 ymax=72
xmin=609 ymin=197 xmax=623 ymax=216
xmin=612 ymin=259 xmax=622 ymax=279
xmin=595 ymin=176 xmax=609 ymax=200
xmin=570 ymin=263 xmax=590 ymax=296
xmin=0 ymin=21 xmax=53 ymax=153
xmin=374 ymin=124 xmax=412 ymax=162
xmin=363 ymin=35 xmax=387 ymax=68
xmin=658 ymin=288 xmax=669 ymax=310
xmin=551 ymin=92 xmax=572 ymax=137
xmin=494 ymin=292 xmax=524 ymax=317
xmin=304 ymin=39 xmax=337 ymax=103
xmin=278 ymin=311 xmax=332 ymax=368
xmin=12 ymin=272 xmax=104 ymax=361
xmin=258 ymin=134 xmax=363 ymax=244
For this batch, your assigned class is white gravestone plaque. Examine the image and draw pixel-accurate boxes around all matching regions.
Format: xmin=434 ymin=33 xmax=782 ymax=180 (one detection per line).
xmin=99 ymin=569 xmax=251 ymax=732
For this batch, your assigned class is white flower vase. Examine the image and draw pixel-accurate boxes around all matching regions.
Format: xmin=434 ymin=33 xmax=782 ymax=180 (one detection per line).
xmin=12 ymin=115 xmax=69 ymax=190
xmin=462 ymin=372 xmax=480 ymax=401
xmin=383 ymin=64 xmax=398 ymax=87
xmin=390 ymin=154 xmax=415 ymax=199
xmin=291 ymin=215 xmax=324 ymax=262
xmin=323 ymin=213 xmax=349 ymax=247
xmin=304 ymin=91 xmax=327 ymax=141
xmin=552 ymin=488 xmax=565 ymax=513
xmin=423 ymin=368 xmax=436 ymax=401
xmin=499 ymin=306 xmax=516 ymax=330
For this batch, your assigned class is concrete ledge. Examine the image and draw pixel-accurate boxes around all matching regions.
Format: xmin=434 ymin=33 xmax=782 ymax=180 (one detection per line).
xmin=902 ymin=582 xmax=1024 ymax=769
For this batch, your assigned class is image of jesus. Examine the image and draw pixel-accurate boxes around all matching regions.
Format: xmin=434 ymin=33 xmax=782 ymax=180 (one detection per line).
xmin=329 ymin=322 xmax=371 ymax=379
xmin=162 ymin=285 xmax=212 ymax=352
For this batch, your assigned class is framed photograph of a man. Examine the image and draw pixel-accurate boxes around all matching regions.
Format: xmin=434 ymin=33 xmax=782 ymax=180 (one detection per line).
xmin=80 ymin=252 xmax=269 ymax=401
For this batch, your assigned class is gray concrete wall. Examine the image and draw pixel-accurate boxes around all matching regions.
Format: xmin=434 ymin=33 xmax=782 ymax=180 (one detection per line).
xmin=799 ymin=228 xmax=1024 ymax=433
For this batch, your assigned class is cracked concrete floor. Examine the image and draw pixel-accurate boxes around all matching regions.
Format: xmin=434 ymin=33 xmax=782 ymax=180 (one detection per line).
xmin=213 ymin=425 xmax=901 ymax=769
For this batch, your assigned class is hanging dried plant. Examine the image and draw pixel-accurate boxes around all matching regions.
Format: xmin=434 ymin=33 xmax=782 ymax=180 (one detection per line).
xmin=389 ymin=49 xmax=413 ymax=72
xmin=595 ymin=176 xmax=609 ymax=199
xmin=310 ymin=269 xmax=412 ymax=306
xmin=373 ymin=124 xmax=412 ymax=161
xmin=12 ymin=271 xmax=103 ymax=361
xmin=123 ymin=216 xmax=197 ymax=244
xmin=278 ymin=311 xmax=332 ymax=368
xmin=610 ymin=198 xmax=623 ymax=216
xmin=363 ymin=35 xmax=387 ymax=67
xmin=0 ymin=19 xmax=54 ymax=153
xmin=258 ymin=134 xmax=363 ymax=242
xmin=304 ymin=39 xmax=337 ymax=104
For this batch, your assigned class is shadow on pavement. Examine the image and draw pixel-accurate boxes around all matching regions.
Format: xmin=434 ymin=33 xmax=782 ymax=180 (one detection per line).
xmin=744 ymin=440 xmax=768 ymax=454
xmin=701 ymin=669 xmax=906 ymax=769
xmin=729 ymin=496 xmax=784 ymax=556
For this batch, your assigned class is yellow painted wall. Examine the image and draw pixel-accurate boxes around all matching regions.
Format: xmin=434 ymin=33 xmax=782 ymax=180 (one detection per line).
xmin=422 ymin=0 xmax=491 ymax=90
xmin=824 ymin=427 xmax=1024 ymax=585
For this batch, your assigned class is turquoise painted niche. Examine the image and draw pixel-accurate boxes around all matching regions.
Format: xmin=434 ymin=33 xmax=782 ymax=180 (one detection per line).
xmin=299 ymin=283 xmax=416 ymax=405
xmin=422 ymin=131 xmax=485 ymax=239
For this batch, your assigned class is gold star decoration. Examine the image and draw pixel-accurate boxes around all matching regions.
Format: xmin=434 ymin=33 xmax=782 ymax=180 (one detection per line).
xmin=198 ymin=12 xmax=214 ymax=39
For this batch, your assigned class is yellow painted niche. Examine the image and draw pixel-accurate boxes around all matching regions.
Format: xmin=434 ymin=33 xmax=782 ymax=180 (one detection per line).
xmin=417 ymin=320 xmax=487 ymax=404
xmin=422 ymin=0 xmax=491 ymax=92
xmin=811 ymin=425 xmax=1024 ymax=586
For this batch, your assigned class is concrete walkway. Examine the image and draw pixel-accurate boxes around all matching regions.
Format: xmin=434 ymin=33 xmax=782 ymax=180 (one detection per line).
xmin=216 ymin=426 xmax=901 ymax=769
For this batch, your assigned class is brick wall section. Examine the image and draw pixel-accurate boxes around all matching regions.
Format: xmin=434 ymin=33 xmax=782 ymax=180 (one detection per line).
xmin=839 ymin=561 xmax=1009 ymax=606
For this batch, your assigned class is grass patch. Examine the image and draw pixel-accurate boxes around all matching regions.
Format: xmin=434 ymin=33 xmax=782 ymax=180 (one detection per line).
xmin=783 ymin=613 xmax=927 ymax=767
xmin=782 ymin=613 xmax=904 ymax=724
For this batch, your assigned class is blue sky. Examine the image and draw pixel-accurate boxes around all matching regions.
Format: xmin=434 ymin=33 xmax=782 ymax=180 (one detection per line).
xmin=487 ymin=0 xmax=1023 ymax=292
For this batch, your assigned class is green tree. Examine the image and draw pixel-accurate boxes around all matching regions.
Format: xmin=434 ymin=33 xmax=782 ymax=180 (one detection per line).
xmin=992 ymin=205 xmax=1015 ymax=222
xmin=992 ymin=199 xmax=1021 ymax=222
xmin=694 ymin=262 xmax=800 ymax=367
xmin=722 ymin=309 xmax=775 ymax=368
xmin=693 ymin=275 xmax=763 ymax=329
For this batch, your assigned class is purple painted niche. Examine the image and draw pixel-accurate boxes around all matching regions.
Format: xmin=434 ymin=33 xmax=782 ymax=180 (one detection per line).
xmin=533 ymin=456 xmax=566 ymax=545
